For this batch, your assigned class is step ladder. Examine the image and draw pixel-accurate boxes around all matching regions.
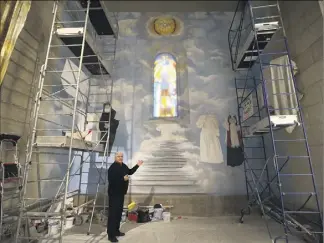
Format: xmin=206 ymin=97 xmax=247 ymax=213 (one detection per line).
xmin=229 ymin=1 xmax=323 ymax=243
xmin=14 ymin=1 xmax=116 ymax=242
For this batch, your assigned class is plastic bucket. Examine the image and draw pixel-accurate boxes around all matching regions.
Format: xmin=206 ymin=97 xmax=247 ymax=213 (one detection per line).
xmin=162 ymin=212 xmax=171 ymax=222
xmin=65 ymin=216 xmax=74 ymax=229
xmin=153 ymin=208 xmax=164 ymax=220
xmin=48 ymin=219 xmax=60 ymax=235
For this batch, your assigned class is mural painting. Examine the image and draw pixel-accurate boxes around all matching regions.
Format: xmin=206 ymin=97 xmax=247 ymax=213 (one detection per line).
xmin=90 ymin=12 xmax=247 ymax=195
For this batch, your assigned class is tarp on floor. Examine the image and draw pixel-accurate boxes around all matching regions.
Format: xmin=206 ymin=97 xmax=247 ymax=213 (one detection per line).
xmin=0 ymin=0 xmax=31 ymax=85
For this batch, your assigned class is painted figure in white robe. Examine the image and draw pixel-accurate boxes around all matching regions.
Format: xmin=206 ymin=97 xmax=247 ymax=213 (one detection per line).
xmin=196 ymin=114 xmax=224 ymax=164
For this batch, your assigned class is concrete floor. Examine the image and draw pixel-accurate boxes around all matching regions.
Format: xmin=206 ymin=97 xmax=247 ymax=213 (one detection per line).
xmin=45 ymin=216 xmax=304 ymax=243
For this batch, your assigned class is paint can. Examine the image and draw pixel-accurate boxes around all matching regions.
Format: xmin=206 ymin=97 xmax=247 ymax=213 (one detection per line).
xmin=153 ymin=208 xmax=164 ymax=220
xmin=162 ymin=212 xmax=171 ymax=222
xmin=48 ymin=218 xmax=60 ymax=235
xmin=65 ymin=216 xmax=74 ymax=230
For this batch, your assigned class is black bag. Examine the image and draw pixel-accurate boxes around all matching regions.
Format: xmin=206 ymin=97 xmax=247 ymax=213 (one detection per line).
xmin=137 ymin=209 xmax=151 ymax=223
xmin=154 ymin=204 xmax=162 ymax=209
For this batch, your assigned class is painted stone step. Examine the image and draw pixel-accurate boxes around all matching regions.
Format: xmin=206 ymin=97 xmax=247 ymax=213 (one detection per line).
xmin=154 ymin=148 xmax=184 ymax=152
xmin=153 ymin=149 xmax=183 ymax=152
xmin=135 ymin=171 xmax=193 ymax=176
xmin=140 ymin=164 xmax=184 ymax=168
xmin=149 ymin=158 xmax=186 ymax=162
xmin=131 ymin=175 xmax=196 ymax=181
xmin=129 ymin=186 xmax=202 ymax=194
xmin=151 ymin=155 xmax=184 ymax=158
xmin=139 ymin=167 xmax=191 ymax=172
xmin=159 ymin=142 xmax=183 ymax=145
xmin=143 ymin=164 xmax=186 ymax=168
xmin=130 ymin=180 xmax=196 ymax=186
xmin=136 ymin=173 xmax=194 ymax=178
xmin=134 ymin=174 xmax=193 ymax=179
xmin=146 ymin=158 xmax=187 ymax=161
xmin=144 ymin=161 xmax=187 ymax=165
xmin=149 ymin=158 xmax=187 ymax=161
xmin=152 ymin=152 xmax=183 ymax=156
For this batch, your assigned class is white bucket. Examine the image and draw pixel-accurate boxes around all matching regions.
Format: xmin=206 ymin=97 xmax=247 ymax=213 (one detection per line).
xmin=153 ymin=208 xmax=164 ymax=220
xmin=162 ymin=212 xmax=171 ymax=222
xmin=48 ymin=220 xmax=60 ymax=235
xmin=65 ymin=216 xmax=74 ymax=230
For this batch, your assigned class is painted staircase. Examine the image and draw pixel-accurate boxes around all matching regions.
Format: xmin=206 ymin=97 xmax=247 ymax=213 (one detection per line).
xmin=130 ymin=141 xmax=200 ymax=193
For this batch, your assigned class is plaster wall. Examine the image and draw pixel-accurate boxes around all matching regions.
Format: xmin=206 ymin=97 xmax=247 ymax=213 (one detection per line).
xmin=275 ymin=1 xmax=324 ymax=210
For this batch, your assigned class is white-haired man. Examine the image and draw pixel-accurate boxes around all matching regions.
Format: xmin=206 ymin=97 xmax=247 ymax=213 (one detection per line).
xmin=107 ymin=152 xmax=143 ymax=242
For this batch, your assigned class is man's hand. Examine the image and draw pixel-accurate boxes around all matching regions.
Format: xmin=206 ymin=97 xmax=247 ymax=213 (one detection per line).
xmin=124 ymin=175 xmax=129 ymax=181
xmin=104 ymin=122 xmax=110 ymax=129
xmin=137 ymin=160 xmax=144 ymax=166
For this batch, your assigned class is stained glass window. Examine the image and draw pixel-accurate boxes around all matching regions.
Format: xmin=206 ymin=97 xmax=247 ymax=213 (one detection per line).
xmin=153 ymin=53 xmax=178 ymax=118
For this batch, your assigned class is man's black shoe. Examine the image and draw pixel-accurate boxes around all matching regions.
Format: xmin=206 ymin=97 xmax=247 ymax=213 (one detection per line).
xmin=116 ymin=232 xmax=125 ymax=237
xmin=108 ymin=237 xmax=118 ymax=242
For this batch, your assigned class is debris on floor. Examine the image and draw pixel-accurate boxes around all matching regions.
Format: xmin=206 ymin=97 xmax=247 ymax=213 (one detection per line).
xmin=126 ymin=202 xmax=173 ymax=224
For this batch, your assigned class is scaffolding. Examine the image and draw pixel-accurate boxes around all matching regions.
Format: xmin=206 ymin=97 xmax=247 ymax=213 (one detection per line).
xmin=14 ymin=0 xmax=118 ymax=242
xmin=228 ymin=1 xmax=323 ymax=243
xmin=0 ymin=135 xmax=22 ymax=241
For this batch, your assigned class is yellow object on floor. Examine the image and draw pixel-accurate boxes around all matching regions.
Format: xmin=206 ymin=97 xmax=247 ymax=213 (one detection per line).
xmin=127 ymin=201 xmax=136 ymax=211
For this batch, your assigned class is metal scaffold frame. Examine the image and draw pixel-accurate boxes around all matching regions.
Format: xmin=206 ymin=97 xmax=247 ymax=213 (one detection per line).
xmin=0 ymin=136 xmax=22 ymax=241
xmin=228 ymin=1 xmax=323 ymax=243
xmin=14 ymin=0 xmax=119 ymax=242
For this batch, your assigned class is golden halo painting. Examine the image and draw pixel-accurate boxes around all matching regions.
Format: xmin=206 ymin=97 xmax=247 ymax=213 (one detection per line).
xmin=147 ymin=16 xmax=183 ymax=37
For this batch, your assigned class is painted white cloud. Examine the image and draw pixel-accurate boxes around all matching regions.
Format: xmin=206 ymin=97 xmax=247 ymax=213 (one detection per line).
xmin=188 ymin=12 xmax=209 ymax=19
xmin=209 ymin=48 xmax=230 ymax=65
xmin=184 ymin=40 xmax=205 ymax=66
xmin=142 ymin=94 xmax=153 ymax=106
xmin=198 ymin=74 xmax=219 ymax=83
xmin=118 ymin=19 xmax=138 ymax=37
xmin=187 ymin=66 xmax=195 ymax=74
xmin=115 ymin=49 xmax=133 ymax=60
xmin=130 ymin=12 xmax=141 ymax=18
xmin=210 ymin=48 xmax=225 ymax=56
xmin=210 ymin=12 xmax=234 ymax=21
xmin=187 ymin=45 xmax=205 ymax=61
xmin=156 ymin=123 xmax=188 ymax=135
xmin=113 ymin=78 xmax=145 ymax=96
xmin=188 ymin=28 xmax=207 ymax=38
xmin=205 ymin=96 xmax=236 ymax=110
xmin=210 ymin=56 xmax=223 ymax=62
xmin=180 ymin=145 xmax=199 ymax=153
xmin=183 ymin=87 xmax=237 ymax=118
xmin=187 ymin=88 xmax=209 ymax=105
xmin=139 ymin=59 xmax=151 ymax=70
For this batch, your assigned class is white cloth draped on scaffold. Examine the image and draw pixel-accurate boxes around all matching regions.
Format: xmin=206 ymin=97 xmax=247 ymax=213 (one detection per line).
xmin=258 ymin=55 xmax=303 ymax=133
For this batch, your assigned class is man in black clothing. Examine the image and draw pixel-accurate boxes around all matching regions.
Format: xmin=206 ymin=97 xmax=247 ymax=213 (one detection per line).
xmin=107 ymin=152 xmax=143 ymax=242
xmin=99 ymin=102 xmax=119 ymax=157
